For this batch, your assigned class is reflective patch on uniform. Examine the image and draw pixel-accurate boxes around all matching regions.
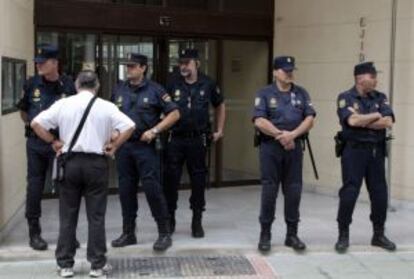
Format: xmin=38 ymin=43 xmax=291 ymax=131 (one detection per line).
xmin=200 ymin=90 xmax=205 ymax=97
xmin=162 ymin=94 xmax=172 ymax=102
xmin=338 ymin=99 xmax=346 ymax=108
xmin=255 ymin=97 xmax=261 ymax=107
xmin=216 ymin=86 xmax=221 ymax=94
xmin=143 ymin=97 xmax=149 ymax=103
xmin=375 ymin=103 xmax=380 ymax=109
xmin=384 ymin=99 xmax=390 ymax=105
xmin=269 ymin=97 xmax=277 ymax=108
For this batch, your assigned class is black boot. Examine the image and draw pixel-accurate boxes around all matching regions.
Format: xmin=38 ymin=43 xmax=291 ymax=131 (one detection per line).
xmin=28 ymin=219 xmax=48 ymax=251
xmin=335 ymin=226 xmax=349 ymax=253
xmin=153 ymin=221 xmax=172 ymax=252
xmin=111 ymin=221 xmax=137 ymax=248
xmin=371 ymin=226 xmax=396 ymax=251
xmin=191 ymin=210 xmax=204 ymax=238
xmin=285 ymin=224 xmax=306 ymax=251
xmin=258 ymin=223 xmax=271 ymax=252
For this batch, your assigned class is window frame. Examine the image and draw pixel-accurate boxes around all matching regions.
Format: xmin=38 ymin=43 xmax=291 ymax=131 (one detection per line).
xmin=1 ymin=56 xmax=27 ymax=115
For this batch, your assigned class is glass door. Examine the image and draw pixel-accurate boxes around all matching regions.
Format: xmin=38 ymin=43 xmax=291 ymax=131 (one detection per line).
xmin=99 ymin=35 xmax=155 ymax=100
xmin=166 ymin=38 xmax=219 ymax=186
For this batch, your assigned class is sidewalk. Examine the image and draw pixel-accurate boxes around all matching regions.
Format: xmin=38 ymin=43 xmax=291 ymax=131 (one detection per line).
xmin=0 ymin=186 xmax=413 ymax=278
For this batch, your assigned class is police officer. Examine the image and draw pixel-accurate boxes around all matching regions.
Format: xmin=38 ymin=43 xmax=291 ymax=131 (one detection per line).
xmin=253 ymin=56 xmax=316 ymax=252
xmin=111 ymin=53 xmax=180 ymax=252
xmin=335 ymin=62 xmax=396 ymax=253
xmin=164 ymin=49 xmax=226 ymax=238
xmin=16 ymin=44 xmax=76 ymax=251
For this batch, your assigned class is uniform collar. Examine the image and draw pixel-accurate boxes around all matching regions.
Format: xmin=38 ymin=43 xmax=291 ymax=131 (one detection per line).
xmin=272 ymin=82 xmax=296 ymax=95
xmin=350 ymin=86 xmax=377 ymax=99
xmin=128 ymin=78 xmax=148 ymax=90
xmin=36 ymin=74 xmax=63 ymax=87
xmin=180 ymin=72 xmax=208 ymax=86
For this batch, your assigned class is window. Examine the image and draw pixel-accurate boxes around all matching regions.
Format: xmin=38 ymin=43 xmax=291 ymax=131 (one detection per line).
xmin=1 ymin=57 xmax=26 ymax=115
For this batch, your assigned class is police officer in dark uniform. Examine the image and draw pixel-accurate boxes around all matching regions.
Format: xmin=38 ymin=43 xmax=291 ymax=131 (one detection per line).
xmin=111 ymin=53 xmax=180 ymax=252
xmin=335 ymin=62 xmax=396 ymax=253
xmin=16 ymin=45 xmax=76 ymax=251
xmin=252 ymin=56 xmax=316 ymax=252
xmin=164 ymin=49 xmax=226 ymax=238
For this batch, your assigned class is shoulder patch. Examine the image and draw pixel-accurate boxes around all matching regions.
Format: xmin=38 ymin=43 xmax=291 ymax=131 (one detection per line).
xmin=338 ymin=99 xmax=346 ymax=109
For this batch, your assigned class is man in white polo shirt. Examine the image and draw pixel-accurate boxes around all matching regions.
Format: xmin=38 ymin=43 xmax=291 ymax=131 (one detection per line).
xmin=31 ymin=70 xmax=135 ymax=278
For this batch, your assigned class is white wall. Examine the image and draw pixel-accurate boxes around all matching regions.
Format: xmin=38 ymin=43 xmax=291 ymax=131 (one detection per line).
xmin=274 ymin=0 xmax=414 ymax=200
xmin=0 ymin=0 xmax=34 ymax=231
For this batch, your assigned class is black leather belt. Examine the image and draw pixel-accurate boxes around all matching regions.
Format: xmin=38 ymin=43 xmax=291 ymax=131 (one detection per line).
xmin=70 ymin=152 xmax=106 ymax=158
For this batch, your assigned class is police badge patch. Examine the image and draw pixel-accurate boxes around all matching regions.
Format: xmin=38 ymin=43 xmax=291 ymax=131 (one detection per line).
xmin=269 ymin=97 xmax=277 ymax=108
xmin=33 ymin=89 xmax=41 ymax=102
xmin=338 ymin=99 xmax=346 ymax=109
xmin=174 ymin=89 xmax=181 ymax=101
xmin=34 ymin=89 xmax=41 ymax=98
xmin=116 ymin=96 xmax=123 ymax=107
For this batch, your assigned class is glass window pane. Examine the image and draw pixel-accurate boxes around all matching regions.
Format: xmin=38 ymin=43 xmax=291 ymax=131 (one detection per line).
xmin=37 ymin=32 xmax=97 ymax=79
xmin=2 ymin=58 xmax=26 ymax=115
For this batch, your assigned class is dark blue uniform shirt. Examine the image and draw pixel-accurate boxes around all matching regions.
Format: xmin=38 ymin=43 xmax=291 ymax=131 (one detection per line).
xmin=17 ymin=75 xmax=76 ymax=122
xmin=252 ymin=83 xmax=316 ymax=131
xmin=337 ymin=87 xmax=395 ymax=143
xmin=112 ymin=78 xmax=178 ymax=141
xmin=167 ymin=73 xmax=224 ymax=133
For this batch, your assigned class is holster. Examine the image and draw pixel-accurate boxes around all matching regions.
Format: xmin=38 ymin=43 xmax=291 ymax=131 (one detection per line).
xmin=254 ymin=129 xmax=261 ymax=147
xmin=334 ymin=131 xmax=345 ymax=158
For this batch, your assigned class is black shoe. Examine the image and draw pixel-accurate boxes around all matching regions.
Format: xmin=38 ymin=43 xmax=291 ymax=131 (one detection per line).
xmin=111 ymin=232 xmax=137 ymax=248
xmin=191 ymin=211 xmax=204 ymax=238
xmin=335 ymin=228 xmax=349 ymax=253
xmin=285 ymin=224 xmax=306 ymax=251
xmin=30 ymin=234 xmax=48 ymax=251
xmin=258 ymin=230 xmax=271 ymax=252
xmin=75 ymin=239 xmax=80 ymax=249
xmin=153 ymin=234 xmax=172 ymax=252
xmin=111 ymin=221 xmax=137 ymax=248
xmin=285 ymin=235 xmax=306 ymax=251
xmin=371 ymin=234 xmax=396 ymax=251
xmin=28 ymin=218 xmax=48 ymax=251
